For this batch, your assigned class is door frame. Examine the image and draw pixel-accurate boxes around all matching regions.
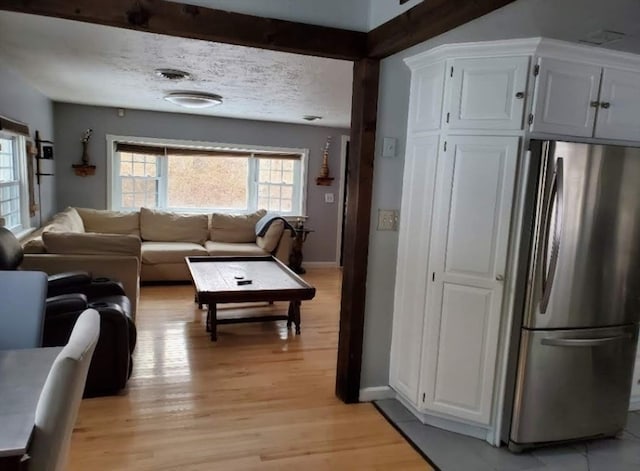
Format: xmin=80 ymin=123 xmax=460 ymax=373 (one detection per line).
xmin=336 ymin=134 xmax=350 ymax=265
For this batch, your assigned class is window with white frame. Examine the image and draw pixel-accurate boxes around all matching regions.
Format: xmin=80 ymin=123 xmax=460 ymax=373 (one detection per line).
xmin=109 ymin=137 xmax=307 ymax=216
xmin=0 ymin=132 xmax=29 ymax=233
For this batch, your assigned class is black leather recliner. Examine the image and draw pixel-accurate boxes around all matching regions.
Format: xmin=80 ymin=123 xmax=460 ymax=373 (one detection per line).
xmin=0 ymin=227 xmax=137 ymax=396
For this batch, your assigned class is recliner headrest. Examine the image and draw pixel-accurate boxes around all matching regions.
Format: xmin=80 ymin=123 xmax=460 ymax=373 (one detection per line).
xmin=0 ymin=227 xmax=24 ymax=270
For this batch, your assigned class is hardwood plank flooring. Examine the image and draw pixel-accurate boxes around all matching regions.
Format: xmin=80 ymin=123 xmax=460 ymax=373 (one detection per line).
xmin=69 ymin=268 xmax=429 ymax=470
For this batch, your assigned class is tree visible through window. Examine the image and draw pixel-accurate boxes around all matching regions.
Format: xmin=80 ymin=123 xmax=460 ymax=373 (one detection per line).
xmin=111 ymin=138 xmax=306 ymax=216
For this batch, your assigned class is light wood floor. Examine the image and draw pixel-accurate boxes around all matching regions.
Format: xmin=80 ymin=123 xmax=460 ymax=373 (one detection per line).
xmin=69 ymin=268 xmax=429 ymax=470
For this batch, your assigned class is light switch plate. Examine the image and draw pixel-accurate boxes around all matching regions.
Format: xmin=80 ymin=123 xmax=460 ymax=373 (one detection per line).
xmin=324 ymin=193 xmax=335 ymax=203
xmin=382 ymin=137 xmax=397 ymax=158
xmin=377 ymin=209 xmax=399 ymax=231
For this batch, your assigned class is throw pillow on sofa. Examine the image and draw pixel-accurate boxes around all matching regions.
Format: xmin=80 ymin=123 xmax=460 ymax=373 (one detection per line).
xmin=76 ymin=208 xmax=140 ymax=236
xmin=140 ymin=207 xmax=208 ymax=244
xmin=210 ymin=210 xmax=267 ymax=243
xmin=256 ymin=219 xmax=285 ymax=252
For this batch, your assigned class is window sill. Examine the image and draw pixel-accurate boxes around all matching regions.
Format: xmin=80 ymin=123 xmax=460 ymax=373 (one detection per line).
xmin=15 ymin=227 xmax=36 ymax=241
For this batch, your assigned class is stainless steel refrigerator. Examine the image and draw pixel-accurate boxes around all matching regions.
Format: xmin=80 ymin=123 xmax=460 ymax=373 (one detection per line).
xmin=507 ymin=139 xmax=640 ymax=452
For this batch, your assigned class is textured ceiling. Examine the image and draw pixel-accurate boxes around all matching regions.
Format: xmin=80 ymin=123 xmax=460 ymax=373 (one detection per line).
xmin=0 ymin=12 xmax=353 ymax=128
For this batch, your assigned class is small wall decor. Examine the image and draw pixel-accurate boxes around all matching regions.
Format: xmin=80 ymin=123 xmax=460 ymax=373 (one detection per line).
xmin=72 ymin=128 xmax=96 ymax=176
xmin=315 ymin=136 xmax=335 ymax=186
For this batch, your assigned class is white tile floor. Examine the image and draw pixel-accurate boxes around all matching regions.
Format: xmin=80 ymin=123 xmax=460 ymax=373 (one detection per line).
xmin=375 ymin=399 xmax=640 ymax=471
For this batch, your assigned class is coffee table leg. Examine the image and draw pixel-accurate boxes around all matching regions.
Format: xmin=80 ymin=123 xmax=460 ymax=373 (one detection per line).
xmin=208 ymin=303 xmax=217 ymax=341
xmin=287 ymin=302 xmax=293 ymax=329
xmin=292 ymin=300 xmax=301 ymax=335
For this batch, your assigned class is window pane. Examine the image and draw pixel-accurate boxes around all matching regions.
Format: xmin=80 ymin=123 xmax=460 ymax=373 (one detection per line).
xmin=166 ymin=155 xmax=248 ymax=210
xmin=120 ymin=161 xmax=133 ymax=176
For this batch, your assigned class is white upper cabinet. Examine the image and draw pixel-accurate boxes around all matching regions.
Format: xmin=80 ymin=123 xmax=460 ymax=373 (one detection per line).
xmin=531 ymin=58 xmax=602 ymax=137
xmin=389 ymin=135 xmax=440 ymax=403
xmin=531 ymin=57 xmax=640 ymax=141
xmin=595 ymin=68 xmax=640 ymax=141
xmin=420 ymin=135 xmax=519 ymax=424
xmin=409 ymin=62 xmax=446 ymax=133
xmin=447 ymin=56 xmax=529 ymax=130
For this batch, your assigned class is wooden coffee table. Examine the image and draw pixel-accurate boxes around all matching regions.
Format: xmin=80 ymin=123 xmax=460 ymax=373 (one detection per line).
xmin=186 ymin=256 xmax=316 ymax=341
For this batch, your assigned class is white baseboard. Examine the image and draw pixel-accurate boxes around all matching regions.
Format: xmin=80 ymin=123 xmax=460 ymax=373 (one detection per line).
xmin=629 ymin=397 xmax=640 ymax=411
xmin=359 ymin=386 xmax=395 ymax=402
xmin=396 ymin=393 xmax=493 ymax=443
xmin=304 ymin=261 xmax=339 ymax=268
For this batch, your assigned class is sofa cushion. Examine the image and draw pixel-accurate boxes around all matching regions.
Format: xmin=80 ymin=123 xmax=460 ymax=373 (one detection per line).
xmin=23 ymin=237 xmax=46 ymax=253
xmin=48 ymin=207 xmax=85 ymax=233
xmin=141 ymin=241 xmax=208 ymax=265
xmin=210 ymin=210 xmax=267 ymax=243
xmin=256 ymin=219 xmax=285 ymax=253
xmin=76 ymin=208 xmax=140 ymax=236
xmin=43 ymin=232 xmax=142 ymax=257
xmin=140 ymin=208 xmax=208 ymax=244
xmin=204 ymin=240 xmax=268 ymax=257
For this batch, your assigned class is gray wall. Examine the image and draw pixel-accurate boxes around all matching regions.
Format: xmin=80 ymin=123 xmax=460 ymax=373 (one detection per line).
xmin=53 ymin=103 xmax=348 ymax=262
xmin=360 ymin=0 xmax=640 ymax=389
xmin=0 ymin=62 xmax=55 ymax=226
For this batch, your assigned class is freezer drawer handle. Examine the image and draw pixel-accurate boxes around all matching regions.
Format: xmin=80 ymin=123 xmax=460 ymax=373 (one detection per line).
xmin=541 ymin=334 xmax=633 ymax=347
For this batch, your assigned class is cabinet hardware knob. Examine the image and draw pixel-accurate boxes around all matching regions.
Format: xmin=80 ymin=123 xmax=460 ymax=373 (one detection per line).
xmin=600 ymin=102 xmax=611 ymax=109
xmin=590 ymin=101 xmax=600 ymax=108
xmin=515 ymin=92 xmax=525 ymax=99
xmin=496 ymin=274 xmax=504 ymax=281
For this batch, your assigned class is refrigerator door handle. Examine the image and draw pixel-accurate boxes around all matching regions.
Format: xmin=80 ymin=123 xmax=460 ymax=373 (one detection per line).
xmin=540 ymin=157 xmax=564 ymax=314
xmin=541 ymin=333 xmax=633 ymax=347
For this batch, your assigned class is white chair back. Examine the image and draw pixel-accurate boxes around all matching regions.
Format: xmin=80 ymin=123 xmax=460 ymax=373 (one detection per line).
xmin=28 ymin=309 xmax=100 ymax=471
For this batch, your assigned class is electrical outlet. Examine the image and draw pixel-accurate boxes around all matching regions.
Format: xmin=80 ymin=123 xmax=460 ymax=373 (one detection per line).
xmin=377 ymin=209 xmax=399 ymax=231
xmin=324 ymin=193 xmax=335 ymax=203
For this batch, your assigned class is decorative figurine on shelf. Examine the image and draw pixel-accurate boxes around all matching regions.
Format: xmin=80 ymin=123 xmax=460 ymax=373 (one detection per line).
xmin=72 ymin=128 xmax=97 ymax=176
xmin=316 ymin=136 xmax=335 ymax=186
xmin=81 ymin=129 xmax=93 ymax=165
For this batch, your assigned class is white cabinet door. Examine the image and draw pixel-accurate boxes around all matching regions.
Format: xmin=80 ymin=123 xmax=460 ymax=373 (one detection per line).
xmin=448 ymin=56 xmax=529 ymax=130
xmin=531 ymin=58 xmax=601 ymax=137
xmin=595 ymin=68 xmax=640 ymax=141
xmin=390 ymin=135 xmax=440 ymax=404
xmin=409 ymin=62 xmax=446 ymax=133
xmin=420 ymin=135 xmax=519 ymax=425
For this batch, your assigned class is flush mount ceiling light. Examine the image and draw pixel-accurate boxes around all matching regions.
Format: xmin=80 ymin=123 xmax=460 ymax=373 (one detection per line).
xmin=303 ymin=115 xmax=323 ymax=122
xmin=163 ymin=92 xmax=223 ymax=109
xmin=155 ymin=68 xmax=191 ymax=80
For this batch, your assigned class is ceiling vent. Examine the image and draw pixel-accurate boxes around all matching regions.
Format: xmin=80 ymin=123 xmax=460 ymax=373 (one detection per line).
xmin=155 ymin=69 xmax=191 ymax=80
xmin=579 ymin=30 xmax=626 ymax=46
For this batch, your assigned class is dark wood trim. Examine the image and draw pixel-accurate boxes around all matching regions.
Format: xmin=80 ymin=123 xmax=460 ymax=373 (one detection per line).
xmin=0 ymin=0 xmax=367 ymax=61
xmin=0 ymin=115 xmax=29 ymax=136
xmin=335 ymin=58 xmax=380 ymax=403
xmin=367 ymin=0 xmax=518 ymax=58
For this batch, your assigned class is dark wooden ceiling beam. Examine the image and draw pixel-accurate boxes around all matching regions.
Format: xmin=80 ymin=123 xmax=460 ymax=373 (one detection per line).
xmin=367 ymin=0 xmax=518 ymax=59
xmin=0 ymin=0 xmax=367 ymax=61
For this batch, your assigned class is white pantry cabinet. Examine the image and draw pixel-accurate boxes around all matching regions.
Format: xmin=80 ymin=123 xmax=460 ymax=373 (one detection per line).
xmin=391 ymin=38 xmax=640 ymax=442
xmin=420 ymin=135 xmax=519 ymax=424
xmin=531 ymin=58 xmax=640 ymax=141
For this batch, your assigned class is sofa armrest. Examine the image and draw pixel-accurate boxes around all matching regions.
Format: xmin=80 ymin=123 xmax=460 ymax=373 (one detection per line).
xmin=21 ymin=254 xmax=140 ymax=320
xmin=47 ymin=271 xmax=92 ymax=296
xmin=46 ymin=293 xmax=88 ymax=317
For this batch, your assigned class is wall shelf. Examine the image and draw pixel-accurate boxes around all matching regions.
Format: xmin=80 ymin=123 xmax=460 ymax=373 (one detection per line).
xmin=35 ymin=130 xmax=55 ymax=185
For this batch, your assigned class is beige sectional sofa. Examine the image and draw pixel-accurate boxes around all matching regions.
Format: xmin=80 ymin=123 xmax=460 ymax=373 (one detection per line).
xmin=21 ymin=207 xmax=294 ymax=317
